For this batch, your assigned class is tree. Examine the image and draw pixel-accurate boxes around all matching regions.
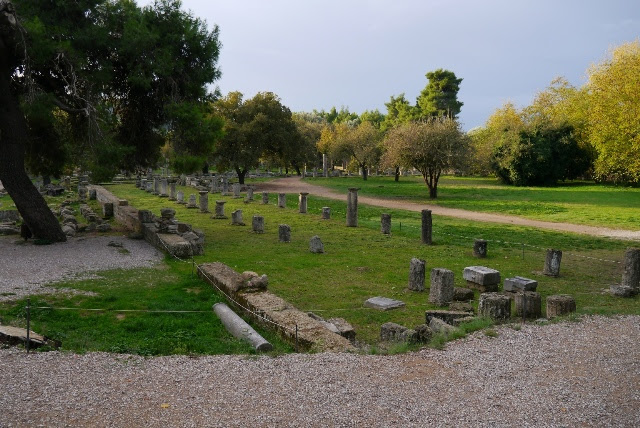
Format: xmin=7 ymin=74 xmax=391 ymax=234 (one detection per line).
xmin=381 ymin=93 xmax=416 ymax=181
xmin=416 ymin=69 xmax=463 ymax=119
xmin=291 ymin=112 xmax=325 ymax=174
xmin=0 ymin=0 xmax=221 ymax=241
xmin=213 ymin=91 xmax=298 ymax=184
xmin=491 ymin=124 xmax=590 ymax=186
xmin=383 ymin=118 xmax=470 ymax=198
xmin=586 ymin=40 xmax=640 ymax=183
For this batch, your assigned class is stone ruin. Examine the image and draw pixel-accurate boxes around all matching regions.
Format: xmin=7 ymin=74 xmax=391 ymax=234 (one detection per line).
xmin=138 ymin=208 xmax=204 ymax=258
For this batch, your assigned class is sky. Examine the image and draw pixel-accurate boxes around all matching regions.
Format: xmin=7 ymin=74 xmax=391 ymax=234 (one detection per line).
xmin=138 ymin=0 xmax=639 ymax=130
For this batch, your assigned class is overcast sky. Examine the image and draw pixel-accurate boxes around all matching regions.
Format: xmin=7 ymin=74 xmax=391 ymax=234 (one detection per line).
xmin=139 ymin=0 xmax=639 ymax=130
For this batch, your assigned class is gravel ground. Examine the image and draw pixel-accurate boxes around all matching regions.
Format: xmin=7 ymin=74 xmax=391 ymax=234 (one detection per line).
xmin=0 ymin=235 xmax=163 ymax=302
xmin=1 ymin=315 xmax=638 ymax=427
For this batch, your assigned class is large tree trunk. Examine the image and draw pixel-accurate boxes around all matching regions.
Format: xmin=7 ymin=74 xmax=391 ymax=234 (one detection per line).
xmin=394 ymin=166 xmax=400 ymax=182
xmin=235 ymin=167 xmax=247 ymax=185
xmin=361 ymin=162 xmax=368 ymax=181
xmin=0 ymin=1 xmax=66 ymax=242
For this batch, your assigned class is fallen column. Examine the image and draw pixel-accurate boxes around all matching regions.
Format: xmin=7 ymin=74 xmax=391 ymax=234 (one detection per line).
xmin=213 ymin=303 xmax=273 ymax=352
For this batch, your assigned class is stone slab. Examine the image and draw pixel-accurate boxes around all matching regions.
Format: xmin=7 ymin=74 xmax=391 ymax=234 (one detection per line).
xmin=463 ymin=266 xmax=501 ymax=286
xmin=425 ymin=310 xmax=474 ymax=325
xmin=0 ymin=325 xmax=47 ymax=348
xmin=504 ymin=276 xmax=538 ymax=292
xmin=364 ymin=296 xmax=406 ymax=311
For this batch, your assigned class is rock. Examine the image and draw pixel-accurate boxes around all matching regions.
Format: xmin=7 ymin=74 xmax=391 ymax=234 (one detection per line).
xmin=238 ymin=271 xmax=268 ymax=292
xmin=448 ymin=301 xmax=474 ymax=313
xmin=543 ymin=249 xmax=563 ymax=277
xmin=514 ymin=291 xmax=542 ymax=319
xmin=327 ymin=318 xmax=356 ymax=342
xmin=364 ymin=296 xmax=405 ymax=311
xmin=546 ymin=294 xmax=576 ymax=318
xmin=425 ymin=310 xmax=473 ymax=325
xmin=429 ymin=317 xmax=457 ymax=335
xmin=504 ymin=276 xmax=538 ymax=293
xmin=610 ymin=285 xmax=637 ymax=297
xmin=429 ymin=268 xmax=454 ymax=305
xmin=138 ymin=210 xmax=154 ymax=224
xmin=453 ymin=287 xmax=474 ymax=302
xmin=478 ymin=292 xmax=511 ymax=321
xmin=62 ymin=224 xmax=76 ymax=237
xmin=96 ymin=223 xmax=111 ymax=232
xmin=0 ymin=224 xmax=20 ymax=235
xmin=414 ymin=324 xmax=433 ymax=343
xmin=380 ymin=322 xmax=409 ymax=342
xmin=0 ymin=210 xmax=20 ymax=222
xmin=473 ymin=239 xmax=488 ymax=258
xmin=278 ymin=224 xmax=291 ymax=243
xmin=408 ymin=258 xmax=426 ymax=291
xmin=309 ymin=235 xmax=324 ymax=253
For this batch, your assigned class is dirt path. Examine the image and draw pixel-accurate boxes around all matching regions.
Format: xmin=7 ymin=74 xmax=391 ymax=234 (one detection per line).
xmin=255 ymin=176 xmax=640 ymax=241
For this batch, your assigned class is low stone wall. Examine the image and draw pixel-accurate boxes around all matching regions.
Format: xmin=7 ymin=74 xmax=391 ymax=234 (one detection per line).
xmin=91 ymin=185 xmax=140 ymax=232
xmin=198 ymin=262 xmax=355 ymax=352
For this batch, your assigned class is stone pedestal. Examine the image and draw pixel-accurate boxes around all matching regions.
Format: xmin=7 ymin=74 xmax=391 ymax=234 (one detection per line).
xmin=140 ymin=179 xmax=147 ymax=191
xmin=546 ymin=295 xmax=576 ymax=318
xmin=246 ymin=186 xmax=254 ymax=201
xmin=322 ymin=207 xmax=331 ymax=220
xmin=381 ymin=213 xmax=391 ymax=235
xmin=515 ymin=291 xmax=542 ymax=319
xmin=299 ymin=192 xmax=309 ymax=213
xmin=176 ymin=191 xmax=185 ymax=204
xmin=346 ymin=188 xmax=359 ymax=227
xmin=169 ymin=180 xmax=177 ymax=201
xmin=279 ymin=224 xmax=291 ymax=243
xmin=252 ymin=215 xmax=264 ymax=233
xmin=543 ymin=249 xmax=562 ymax=277
xmin=213 ymin=201 xmax=227 ymax=219
xmin=153 ymin=177 xmax=159 ymax=195
xmin=408 ymin=258 xmax=426 ymax=291
xmin=187 ymin=194 xmax=197 ymax=208
xmin=309 ymin=235 xmax=324 ymax=253
xmin=421 ymin=209 xmax=432 ymax=245
xmin=429 ymin=268 xmax=454 ymax=305
xmin=262 ymin=192 xmax=269 ymax=204
xmin=159 ymin=179 xmax=169 ymax=197
xmin=278 ymin=193 xmax=286 ymax=208
xmin=233 ymin=183 xmax=241 ymax=198
xmin=473 ymin=239 xmax=487 ymax=258
xmin=145 ymin=181 xmax=153 ymax=193
xmin=231 ymin=210 xmax=244 ymax=226
xmin=478 ymin=293 xmax=511 ymax=321
xmin=198 ymin=190 xmax=209 ymax=213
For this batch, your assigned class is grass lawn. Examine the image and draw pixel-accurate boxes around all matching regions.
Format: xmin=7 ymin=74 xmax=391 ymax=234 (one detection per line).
xmin=1 ymin=180 xmax=637 ymax=354
xmin=307 ymin=175 xmax=640 ymax=230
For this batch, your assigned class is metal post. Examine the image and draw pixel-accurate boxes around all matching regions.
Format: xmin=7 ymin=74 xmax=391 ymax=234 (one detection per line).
xmin=26 ymin=298 xmax=31 ymax=354
xmin=295 ymin=324 xmax=299 ymax=353
xmin=522 ymin=292 xmax=526 ymax=324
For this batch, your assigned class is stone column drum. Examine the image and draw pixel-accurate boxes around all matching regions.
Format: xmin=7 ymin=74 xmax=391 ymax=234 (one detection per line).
xmin=231 ymin=210 xmax=244 ymax=226
xmin=322 ymin=207 xmax=331 ymax=220
xmin=262 ymin=192 xmax=269 ymax=205
xmin=408 ymin=258 xmax=426 ymax=291
xmin=543 ymin=249 xmax=562 ymax=277
xmin=478 ymin=293 xmax=511 ymax=321
xmin=546 ymin=295 xmax=576 ymax=318
xmin=198 ymin=190 xmax=209 ymax=213
xmin=252 ymin=215 xmax=264 ymax=233
xmin=246 ymin=186 xmax=254 ymax=201
xmin=169 ymin=180 xmax=177 ymax=201
xmin=279 ymin=224 xmax=291 ymax=243
xmin=299 ymin=192 xmax=309 ymax=214
xmin=515 ymin=291 xmax=542 ymax=319
xmin=278 ymin=193 xmax=286 ymax=208
xmin=160 ymin=179 xmax=169 ymax=197
xmin=213 ymin=201 xmax=227 ymax=219
xmin=429 ymin=268 xmax=454 ymax=305
xmin=473 ymin=239 xmax=487 ymax=258
xmin=622 ymin=248 xmax=640 ymax=292
xmin=381 ymin=213 xmax=391 ymax=235
xmin=176 ymin=191 xmax=185 ymax=204
xmin=346 ymin=188 xmax=359 ymax=227
xmin=421 ymin=209 xmax=432 ymax=245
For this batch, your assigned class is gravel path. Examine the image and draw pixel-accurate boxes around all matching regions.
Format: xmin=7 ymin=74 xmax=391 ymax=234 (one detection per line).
xmin=0 ymin=235 xmax=163 ymax=302
xmin=256 ymin=177 xmax=640 ymax=241
xmin=1 ymin=315 xmax=638 ymax=427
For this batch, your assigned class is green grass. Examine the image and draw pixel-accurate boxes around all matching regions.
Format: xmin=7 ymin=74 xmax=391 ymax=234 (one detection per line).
xmin=105 ymin=182 xmax=638 ymax=345
xmin=0 ymin=262 xmax=292 ymax=355
xmin=307 ymin=175 xmax=640 ymax=230
xmin=2 ymin=179 xmax=638 ymax=355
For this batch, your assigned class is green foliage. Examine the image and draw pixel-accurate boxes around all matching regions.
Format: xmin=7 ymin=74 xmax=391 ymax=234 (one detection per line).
xmin=491 ymin=124 xmax=591 ymax=186
xmin=416 ymin=69 xmax=463 ymax=119
xmin=13 ymin=0 xmax=222 ymax=175
xmin=212 ymin=91 xmax=299 ymax=182
xmin=587 ymin=41 xmax=640 ymax=183
xmin=381 ymin=93 xmax=415 ymax=132
xmin=89 ymin=141 xmax=136 ymax=183
xmin=383 ymin=117 xmax=470 ymax=197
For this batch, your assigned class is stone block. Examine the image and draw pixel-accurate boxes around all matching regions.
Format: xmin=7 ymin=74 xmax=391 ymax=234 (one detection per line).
xmin=278 ymin=224 xmax=291 ymax=243
xmin=429 ymin=317 xmax=457 ymax=335
xmin=543 ymin=249 xmax=563 ymax=277
xmin=309 ymin=235 xmax=324 ymax=253
xmin=473 ymin=239 xmax=487 ymax=258
xmin=503 ymin=276 xmax=538 ymax=293
xmin=408 ymin=258 xmax=426 ymax=291
xmin=327 ymin=318 xmax=356 ymax=342
xmin=610 ymin=285 xmax=637 ymax=297
xmin=448 ymin=301 xmax=474 ymax=313
xmin=453 ymin=287 xmax=474 ymax=302
xmin=425 ymin=310 xmax=473 ymax=325
xmin=514 ymin=291 xmax=542 ymax=319
xmin=429 ymin=268 xmax=454 ymax=305
xmin=478 ymin=292 xmax=511 ymax=321
xmin=380 ymin=322 xmax=409 ymax=342
xmin=546 ymin=294 xmax=576 ymax=318
xmin=464 ymin=266 xmax=500 ymax=292
xmin=364 ymin=296 xmax=405 ymax=311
